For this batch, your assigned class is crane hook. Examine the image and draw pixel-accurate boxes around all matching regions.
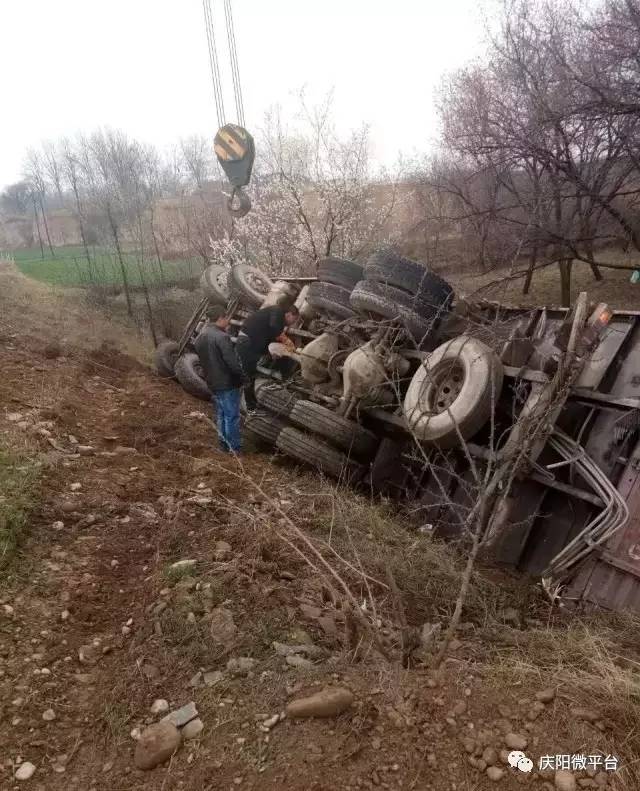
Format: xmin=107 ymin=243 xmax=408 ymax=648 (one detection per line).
xmin=227 ymin=186 xmax=252 ymax=218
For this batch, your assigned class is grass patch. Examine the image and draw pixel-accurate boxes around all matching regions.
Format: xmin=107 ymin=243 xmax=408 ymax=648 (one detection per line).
xmin=0 ymin=444 xmax=39 ymax=570
xmin=10 ymin=245 xmax=202 ymax=289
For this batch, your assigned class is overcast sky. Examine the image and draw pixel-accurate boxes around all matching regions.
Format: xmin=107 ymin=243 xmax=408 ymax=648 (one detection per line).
xmin=0 ymin=0 xmax=489 ymax=190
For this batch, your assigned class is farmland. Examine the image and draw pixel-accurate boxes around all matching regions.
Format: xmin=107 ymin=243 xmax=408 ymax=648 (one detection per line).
xmin=8 ymin=245 xmax=203 ymax=289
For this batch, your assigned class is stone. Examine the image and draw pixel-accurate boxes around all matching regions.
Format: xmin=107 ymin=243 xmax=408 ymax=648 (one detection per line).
xmin=42 ymin=708 xmax=56 ymax=721
xmin=505 ymin=733 xmax=528 ymax=750
xmin=181 ymin=718 xmax=204 ymax=739
xmin=170 ymin=559 xmax=196 ymax=571
xmin=134 ymin=721 xmax=181 ymax=770
xmin=188 ymin=671 xmax=203 ymax=688
xmin=535 ymin=688 xmax=556 ymax=704
xmin=462 ymin=738 xmax=476 ymax=754
xmin=273 ymin=641 xmax=324 ymax=658
xmin=214 ymin=540 xmax=232 ymax=560
xmin=226 ymin=657 xmax=257 ymax=676
xmin=203 ymin=670 xmax=224 ymax=687
xmin=15 ymin=762 xmax=36 ymax=781
xmin=78 ymin=644 xmax=99 ymax=665
xmin=555 ymin=770 xmax=577 ymax=791
xmin=451 ymin=700 xmax=467 ymax=717
xmin=487 ymin=766 xmax=504 ymax=781
xmin=286 ymin=687 xmax=354 ymax=718
xmin=77 ymin=446 xmax=94 ymax=456
xmin=209 ymin=607 xmax=238 ymax=648
xmin=150 ymin=699 xmax=169 ymax=715
xmin=570 ymin=707 xmax=599 ymax=723
xmin=162 ymin=702 xmax=198 ymax=728
xmin=593 ymin=772 xmax=608 ymax=787
xmin=286 ymin=654 xmax=314 ymax=670
xmin=114 ymin=445 xmax=137 ymax=455
xmin=70 ymin=482 xmax=82 ymax=492
xmin=482 ymin=747 xmax=498 ymax=766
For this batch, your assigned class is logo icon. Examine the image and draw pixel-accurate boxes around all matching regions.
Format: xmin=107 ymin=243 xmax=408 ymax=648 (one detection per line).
xmin=508 ymin=751 xmax=534 ymax=773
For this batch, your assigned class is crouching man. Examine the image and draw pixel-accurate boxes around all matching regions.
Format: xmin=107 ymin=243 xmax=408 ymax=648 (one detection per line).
xmin=194 ymin=304 xmax=244 ymax=454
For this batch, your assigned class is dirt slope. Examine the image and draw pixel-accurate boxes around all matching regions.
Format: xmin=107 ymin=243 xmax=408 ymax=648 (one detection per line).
xmin=0 ymin=263 xmax=636 ymax=791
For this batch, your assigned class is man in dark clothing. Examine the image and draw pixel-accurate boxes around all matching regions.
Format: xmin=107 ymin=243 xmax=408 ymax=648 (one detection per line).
xmin=194 ymin=304 xmax=244 ymax=454
xmin=236 ymin=304 xmax=299 ymax=410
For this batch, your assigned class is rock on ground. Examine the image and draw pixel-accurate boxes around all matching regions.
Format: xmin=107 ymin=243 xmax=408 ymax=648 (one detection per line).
xmin=162 ymin=702 xmax=198 ymax=728
xmin=134 ymin=721 xmax=181 ymax=771
xmin=286 ymin=687 xmax=354 ymax=718
xmin=555 ymin=769 xmax=577 ymax=791
xmin=209 ymin=607 xmax=238 ymax=648
xmin=150 ymin=699 xmax=169 ymax=715
xmin=181 ymin=718 xmax=204 ymax=739
xmin=504 ymin=732 xmax=528 ymax=750
xmin=15 ymin=762 xmax=36 ymax=780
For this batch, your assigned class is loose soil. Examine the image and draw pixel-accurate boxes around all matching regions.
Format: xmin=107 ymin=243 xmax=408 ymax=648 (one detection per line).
xmin=0 ymin=262 xmax=637 ymax=790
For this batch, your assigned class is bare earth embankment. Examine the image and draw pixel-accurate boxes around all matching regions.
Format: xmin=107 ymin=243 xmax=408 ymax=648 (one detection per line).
xmin=1 ymin=262 xmax=639 ymax=791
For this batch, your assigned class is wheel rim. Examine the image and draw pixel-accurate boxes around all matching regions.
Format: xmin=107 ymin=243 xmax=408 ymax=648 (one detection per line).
xmin=327 ymin=350 xmax=350 ymax=384
xmin=246 ymin=271 xmax=270 ymax=294
xmin=428 ymin=361 xmax=464 ymax=414
xmin=216 ymin=270 xmax=230 ymax=294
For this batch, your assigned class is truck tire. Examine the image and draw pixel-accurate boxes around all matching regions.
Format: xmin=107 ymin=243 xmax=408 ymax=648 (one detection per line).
xmin=229 ymin=264 xmax=274 ymax=308
xmin=256 ymin=383 xmax=301 ymax=417
xmin=365 ymin=250 xmax=453 ymax=311
xmin=154 ymin=340 xmax=179 ymax=378
xmin=351 ymin=279 xmax=440 ymax=320
xmin=244 ymin=412 xmax=288 ymax=446
xmin=289 ymin=400 xmax=378 ymax=459
xmin=200 ymin=265 xmax=231 ymax=304
xmin=306 ymin=281 xmax=356 ymax=320
xmin=317 ymin=257 xmax=364 ymax=290
xmin=277 ymin=427 xmax=364 ymax=482
xmin=174 ymin=353 xmax=212 ymax=401
xmin=403 ymin=336 xmax=503 ymax=448
xmin=349 ymin=280 xmax=433 ymax=344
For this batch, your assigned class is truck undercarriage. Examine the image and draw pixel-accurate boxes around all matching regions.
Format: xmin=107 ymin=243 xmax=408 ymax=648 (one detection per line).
xmin=155 ymin=253 xmax=640 ymax=616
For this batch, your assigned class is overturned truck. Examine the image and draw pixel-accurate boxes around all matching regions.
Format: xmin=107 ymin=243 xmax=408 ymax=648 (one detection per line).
xmin=155 ymin=252 xmax=640 ymax=615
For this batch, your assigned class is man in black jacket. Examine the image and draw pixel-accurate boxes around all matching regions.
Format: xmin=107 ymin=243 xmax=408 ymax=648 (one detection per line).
xmin=236 ymin=304 xmax=299 ymax=410
xmin=194 ymin=305 xmax=244 ymax=453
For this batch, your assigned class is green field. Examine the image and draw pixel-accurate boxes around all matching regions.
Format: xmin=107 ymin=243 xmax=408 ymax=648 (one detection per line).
xmin=8 ymin=246 xmax=202 ymax=289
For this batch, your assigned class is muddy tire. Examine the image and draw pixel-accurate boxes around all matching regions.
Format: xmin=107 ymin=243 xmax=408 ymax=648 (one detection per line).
xmin=174 ymin=353 xmax=212 ymax=401
xmin=229 ymin=264 xmax=274 ymax=308
xmin=244 ymin=412 xmax=288 ymax=446
xmin=256 ymin=383 xmax=301 ymax=417
xmin=317 ymin=257 xmax=364 ymax=290
xmin=349 ymin=280 xmax=433 ymax=344
xmin=200 ymin=265 xmax=231 ymax=304
xmin=365 ymin=250 xmax=454 ymax=310
xmin=288 ymin=400 xmax=378 ymax=459
xmin=306 ymin=281 xmax=356 ymax=320
xmin=403 ymin=336 xmax=503 ymax=448
xmin=276 ymin=427 xmax=364 ymax=482
xmin=154 ymin=340 xmax=180 ymax=378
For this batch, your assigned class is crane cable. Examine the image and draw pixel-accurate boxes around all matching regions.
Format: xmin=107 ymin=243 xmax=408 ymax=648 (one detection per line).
xmin=202 ymin=0 xmax=226 ymax=127
xmin=223 ymin=0 xmax=245 ymax=128
xmin=202 ymin=0 xmax=245 ymax=129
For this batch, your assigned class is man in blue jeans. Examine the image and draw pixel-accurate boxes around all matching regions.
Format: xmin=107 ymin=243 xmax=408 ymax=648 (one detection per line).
xmin=194 ymin=305 xmax=244 ymax=454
